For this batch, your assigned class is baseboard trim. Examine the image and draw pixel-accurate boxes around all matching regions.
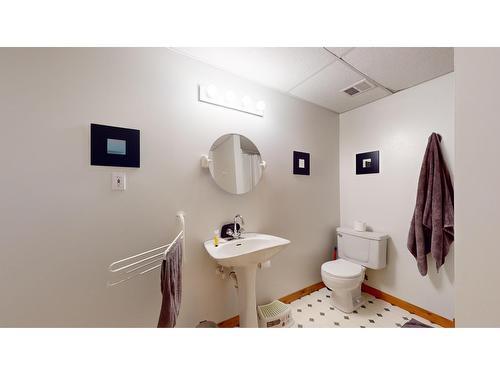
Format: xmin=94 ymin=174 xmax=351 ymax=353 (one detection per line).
xmin=217 ymin=282 xmax=325 ymax=328
xmin=361 ymin=284 xmax=455 ymax=328
xmin=217 ymin=281 xmax=455 ymax=328
xmin=279 ymin=281 xmax=326 ymax=304
xmin=217 ymin=315 xmax=240 ymax=328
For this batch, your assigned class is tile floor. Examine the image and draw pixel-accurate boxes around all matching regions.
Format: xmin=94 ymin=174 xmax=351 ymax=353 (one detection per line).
xmin=290 ymin=287 xmax=441 ymax=328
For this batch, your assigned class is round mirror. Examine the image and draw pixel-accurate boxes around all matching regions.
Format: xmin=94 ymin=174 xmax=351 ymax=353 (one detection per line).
xmin=208 ymin=134 xmax=264 ymax=195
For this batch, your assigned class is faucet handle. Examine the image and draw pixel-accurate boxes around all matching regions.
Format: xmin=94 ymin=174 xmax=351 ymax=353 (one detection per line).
xmin=235 ymin=214 xmax=245 ymax=225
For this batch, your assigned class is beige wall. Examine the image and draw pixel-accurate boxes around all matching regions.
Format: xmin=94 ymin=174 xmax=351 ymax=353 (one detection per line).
xmin=0 ymin=48 xmax=339 ymax=327
xmin=339 ymin=74 xmax=455 ymax=319
xmin=455 ymin=48 xmax=500 ymax=327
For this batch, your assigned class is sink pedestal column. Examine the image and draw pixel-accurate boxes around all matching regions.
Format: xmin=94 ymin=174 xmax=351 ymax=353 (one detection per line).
xmin=234 ymin=264 xmax=258 ymax=328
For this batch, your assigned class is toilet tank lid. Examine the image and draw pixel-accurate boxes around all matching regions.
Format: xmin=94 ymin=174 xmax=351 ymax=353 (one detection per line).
xmin=337 ymin=227 xmax=389 ymax=241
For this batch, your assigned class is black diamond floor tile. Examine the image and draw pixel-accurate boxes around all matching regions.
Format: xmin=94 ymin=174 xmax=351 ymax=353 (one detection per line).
xmin=290 ymin=289 xmax=431 ymax=328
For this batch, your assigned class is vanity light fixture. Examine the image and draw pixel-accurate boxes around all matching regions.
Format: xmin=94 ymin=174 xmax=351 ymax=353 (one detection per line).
xmin=256 ymin=100 xmax=266 ymax=113
xmin=199 ymin=84 xmax=266 ymax=117
xmin=242 ymin=95 xmax=252 ymax=109
xmin=225 ymin=90 xmax=236 ymax=104
xmin=206 ymin=84 xmax=218 ymax=99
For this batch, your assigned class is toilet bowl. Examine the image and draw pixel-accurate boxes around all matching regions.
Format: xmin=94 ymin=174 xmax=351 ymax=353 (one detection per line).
xmin=321 ymin=227 xmax=389 ymax=313
xmin=321 ymin=259 xmax=365 ymax=313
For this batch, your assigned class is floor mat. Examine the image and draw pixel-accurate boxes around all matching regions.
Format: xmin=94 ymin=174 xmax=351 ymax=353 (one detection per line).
xmin=401 ymin=318 xmax=432 ymax=328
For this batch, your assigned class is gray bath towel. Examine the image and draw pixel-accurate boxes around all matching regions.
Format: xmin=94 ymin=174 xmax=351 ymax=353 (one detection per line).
xmin=408 ymin=133 xmax=454 ymax=276
xmin=157 ymin=239 xmax=183 ymax=328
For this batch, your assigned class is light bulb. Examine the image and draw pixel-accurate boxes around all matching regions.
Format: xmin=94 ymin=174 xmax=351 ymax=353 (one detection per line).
xmin=206 ymin=84 xmax=217 ymax=99
xmin=242 ymin=95 xmax=252 ymax=108
xmin=256 ymin=100 xmax=266 ymax=112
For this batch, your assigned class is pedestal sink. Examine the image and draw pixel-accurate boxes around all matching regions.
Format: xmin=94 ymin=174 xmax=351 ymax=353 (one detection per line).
xmin=203 ymin=233 xmax=290 ymax=327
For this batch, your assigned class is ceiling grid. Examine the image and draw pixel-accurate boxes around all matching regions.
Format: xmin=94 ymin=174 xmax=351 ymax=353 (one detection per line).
xmin=172 ymin=47 xmax=453 ymax=113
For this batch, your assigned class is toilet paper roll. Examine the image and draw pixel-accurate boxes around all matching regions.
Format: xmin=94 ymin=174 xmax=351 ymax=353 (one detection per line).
xmin=259 ymin=260 xmax=272 ymax=269
xmin=354 ymin=221 xmax=367 ymax=231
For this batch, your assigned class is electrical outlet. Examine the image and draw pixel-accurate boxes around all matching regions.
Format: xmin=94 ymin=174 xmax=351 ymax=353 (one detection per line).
xmin=111 ymin=172 xmax=126 ymax=191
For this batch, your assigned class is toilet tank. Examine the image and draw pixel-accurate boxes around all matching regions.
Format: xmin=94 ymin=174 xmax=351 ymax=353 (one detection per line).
xmin=336 ymin=227 xmax=389 ymax=269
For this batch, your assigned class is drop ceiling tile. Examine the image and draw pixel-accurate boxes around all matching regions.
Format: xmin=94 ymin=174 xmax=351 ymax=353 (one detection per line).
xmin=325 ymin=47 xmax=354 ymax=57
xmin=172 ymin=47 xmax=335 ymax=92
xmin=290 ymin=60 xmax=390 ymax=113
xmin=343 ymin=47 xmax=453 ymax=91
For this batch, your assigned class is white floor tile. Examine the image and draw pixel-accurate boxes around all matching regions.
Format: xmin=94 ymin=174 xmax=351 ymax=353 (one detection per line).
xmin=290 ymin=288 xmax=443 ymax=328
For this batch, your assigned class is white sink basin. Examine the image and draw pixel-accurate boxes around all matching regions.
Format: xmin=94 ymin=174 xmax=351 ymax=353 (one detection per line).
xmin=203 ymin=232 xmax=290 ymax=327
xmin=203 ymin=233 xmax=290 ymax=267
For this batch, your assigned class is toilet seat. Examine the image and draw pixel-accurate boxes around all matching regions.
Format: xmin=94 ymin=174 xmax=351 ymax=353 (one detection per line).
xmin=321 ymin=259 xmax=364 ymax=279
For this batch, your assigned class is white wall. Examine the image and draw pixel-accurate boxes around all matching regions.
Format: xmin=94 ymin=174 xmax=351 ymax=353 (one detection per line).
xmin=455 ymin=48 xmax=500 ymax=327
xmin=339 ymin=74 xmax=455 ymax=319
xmin=0 ymin=48 xmax=339 ymax=327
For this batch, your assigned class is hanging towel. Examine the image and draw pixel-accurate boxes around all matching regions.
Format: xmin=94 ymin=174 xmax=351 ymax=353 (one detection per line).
xmin=157 ymin=238 xmax=183 ymax=328
xmin=407 ymin=133 xmax=454 ymax=276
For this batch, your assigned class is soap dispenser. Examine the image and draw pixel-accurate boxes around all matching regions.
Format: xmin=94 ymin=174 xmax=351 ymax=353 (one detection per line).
xmin=213 ymin=230 xmax=219 ymax=247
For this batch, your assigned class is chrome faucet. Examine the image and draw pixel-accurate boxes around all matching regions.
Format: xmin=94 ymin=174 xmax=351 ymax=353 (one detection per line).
xmin=226 ymin=214 xmax=245 ymax=240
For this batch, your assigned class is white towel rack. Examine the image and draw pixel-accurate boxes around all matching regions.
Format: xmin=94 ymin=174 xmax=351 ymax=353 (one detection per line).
xmin=107 ymin=211 xmax=185 ymax=287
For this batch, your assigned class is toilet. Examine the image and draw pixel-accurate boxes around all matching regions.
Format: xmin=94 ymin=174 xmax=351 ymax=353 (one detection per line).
xmin=321 ymin=227 xmax=389 ymax=313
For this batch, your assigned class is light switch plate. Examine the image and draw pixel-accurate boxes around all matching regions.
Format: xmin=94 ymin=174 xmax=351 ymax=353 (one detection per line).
xmin=111 ymin=172 xmax=126 ymax=190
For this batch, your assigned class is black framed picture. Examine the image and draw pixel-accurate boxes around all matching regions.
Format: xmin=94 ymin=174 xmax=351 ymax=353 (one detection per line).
xmin=90 ymin=123 xmax=140 ymax=168
xmin=293 ymin=151 xmax=310 ymax=175
xmin=356 ymin=150 xmax=379 ymax=174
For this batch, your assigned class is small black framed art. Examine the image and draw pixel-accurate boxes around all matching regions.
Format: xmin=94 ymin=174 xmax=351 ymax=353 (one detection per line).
xmin=356 ymin=150 xmax=379 ymax=175
xmin=293 ymin=151 xmax=310 ymax=175
xmin=90 ymin=123 xmax=140 ymax=168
